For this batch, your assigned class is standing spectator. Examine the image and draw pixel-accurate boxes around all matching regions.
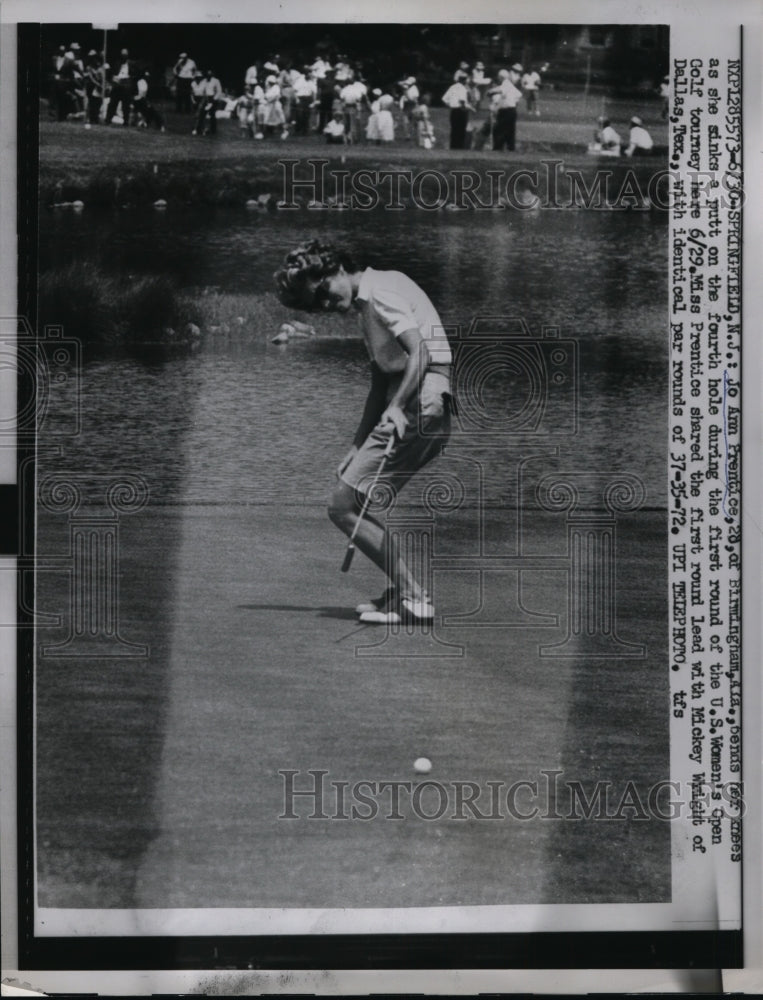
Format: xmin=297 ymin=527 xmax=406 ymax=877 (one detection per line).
xmin=279 ymin=64 xmax=296 ymax=129
xmin=134 ymin=70 xmax=165 ymax=131
xmin=441 ymin=71 xmax=472 ymax=150
xmin=660 ymin=75 xmax=670 ymax=119
xmin=192 ymin=68 xmax=222 ymax=135
xmin=83 ymin=50 xmax=108 ymax=126
xmin=624 ymin=116 xmax=654 ymax=156
xmin=236 ymin=88 xmax=257 ymax=138
xmin=413 ymin=95 xmax=435 ymax=148
xmin=54 ymin=51 xmax=78 ymax=121
xmin=69 ymin=43 xmax=84 ymax=75
xmin=340 ymin=76 xmax=368 ymax=144
xmin=245 ymin=63 xmax=259 ymax=89
xmin=238 ymin=80 xmax=266 ymax=139
xmin=521 ymin=65 xmax=541 ymax=117
xmin=252 ymin=82 xmax=266 ymax=138
xmin=263 ymin=75 xmax=288 ymax=138
xmin=317 ymin=69 xmax=336 ymax=133
xmin=470 ymin=61 xmax=491 ymax=109
xmin=51 ymin=46 xmax=68 ymax=119
xmin=334 ymin=55 xmax=353 ymax=85
xmin=66 ymin=45 xmax=86 ymax=118
xmin=292 ymin=68 xmax=317 ymax=136
xmin=376 ymin=93 xmax=395 ymax=143
xmin=311 ymin=55 xmax=330 ymax=79
xmin=454 ymin=60 xmax=470 ymax=81
xmin=399 ymin=76 xmax=419 ymax=139
xmin=490 ymin=65 xmax=523 ymax=152
xmin=107 ymin=49 xmax=135 ymax=126
xmin=191 ymin=69 xmax=204 ymax=107
xmin=366 ymin=88 xmax=382 ymax=142
xmin=173 ymin=52 xmax=197 ymax=113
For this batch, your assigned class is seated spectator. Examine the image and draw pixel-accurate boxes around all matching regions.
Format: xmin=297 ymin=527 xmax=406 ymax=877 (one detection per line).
xmin=323 ymin=110 xmax=347 ymax=143
xmin=624 ymin=116 xmax=654 ymax=156
xmin=589 ymin=115 xmax=622 ymax=155
xmin=173 ymin=52 xmax=197 ymax=113
xmin=134 ymin=70 xmax=165 ymax=131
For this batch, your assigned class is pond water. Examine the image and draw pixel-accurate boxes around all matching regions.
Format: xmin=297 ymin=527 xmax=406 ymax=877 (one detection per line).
xmin=38 ymin=205 xmax=669 ymax=507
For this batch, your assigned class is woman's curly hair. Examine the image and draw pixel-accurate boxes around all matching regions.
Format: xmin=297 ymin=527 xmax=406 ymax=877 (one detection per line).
xmin=273 ymin=239 xmax=359 ymax=311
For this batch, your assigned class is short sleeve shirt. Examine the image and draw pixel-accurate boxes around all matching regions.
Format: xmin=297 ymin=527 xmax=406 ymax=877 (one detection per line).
xmin=630 ymin=126 xmax=654 ymax=150
xmin=355 ymin=268 xmax=452 ymax=374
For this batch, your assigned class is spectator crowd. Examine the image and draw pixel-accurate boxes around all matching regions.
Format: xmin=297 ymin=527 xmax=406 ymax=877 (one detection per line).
xmin=47 ymin=42 xmax=660 ymax=156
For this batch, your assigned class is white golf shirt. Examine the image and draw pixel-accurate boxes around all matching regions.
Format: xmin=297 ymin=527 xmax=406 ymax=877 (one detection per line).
xmin=355 ymin=268 xmax=452 ymax=375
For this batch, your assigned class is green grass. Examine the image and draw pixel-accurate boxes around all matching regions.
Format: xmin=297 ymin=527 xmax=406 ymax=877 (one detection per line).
xmin=39 ymin=92 xmax=668 ymax=208
xmin=39 ymin=263 xmax=200 ymax=344
xmin=38 ymin=261 xmax=356 ymax=345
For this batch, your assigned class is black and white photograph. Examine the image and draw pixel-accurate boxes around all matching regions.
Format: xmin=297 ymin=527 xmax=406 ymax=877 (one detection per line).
xmin=1 ymin=0 xmax=760 ymax=993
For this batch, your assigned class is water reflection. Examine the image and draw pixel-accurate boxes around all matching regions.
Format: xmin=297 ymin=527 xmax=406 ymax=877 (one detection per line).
xmin=39 ymin=207 xmax=668 ymax=507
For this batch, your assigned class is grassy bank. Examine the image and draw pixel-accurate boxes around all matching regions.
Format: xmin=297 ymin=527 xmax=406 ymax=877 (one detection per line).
xmin=38 ymin=262 xmax=351 ymax=346
xmin=39 ymin=105 xmax=669 ymax=209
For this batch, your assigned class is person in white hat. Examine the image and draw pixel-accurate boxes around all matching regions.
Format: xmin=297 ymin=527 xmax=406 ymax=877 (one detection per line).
xmin=624 ymin=115 xmax=654 ymax=156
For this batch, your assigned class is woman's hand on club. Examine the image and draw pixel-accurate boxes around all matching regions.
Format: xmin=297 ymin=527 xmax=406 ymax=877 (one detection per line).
xmin=336 ymin=445 xmax=358 ymax=479
xmin=380 ymin=404 xmax=407 ymax=439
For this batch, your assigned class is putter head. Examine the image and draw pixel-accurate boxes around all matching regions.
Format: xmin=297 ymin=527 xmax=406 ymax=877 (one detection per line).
xmin=341 ymin=543 xmax=355 ymax=573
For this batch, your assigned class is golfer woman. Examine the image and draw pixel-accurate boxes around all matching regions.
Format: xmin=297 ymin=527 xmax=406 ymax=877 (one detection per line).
xmin=275 ymin=240 xmax=452 ymax=624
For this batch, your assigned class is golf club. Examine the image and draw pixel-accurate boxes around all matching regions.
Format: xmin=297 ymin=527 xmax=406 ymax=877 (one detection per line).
xmin=341 ymin=432 xmax=396 ymax=572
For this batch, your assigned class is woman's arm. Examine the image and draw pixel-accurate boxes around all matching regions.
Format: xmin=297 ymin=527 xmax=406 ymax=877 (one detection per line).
xmin=381 ymin=327 xmax=427 ymax=436
xmin=336 ymin=363 xmax=389 ymax=478
xmin=353 ymin=362 xmax=389 ymax=447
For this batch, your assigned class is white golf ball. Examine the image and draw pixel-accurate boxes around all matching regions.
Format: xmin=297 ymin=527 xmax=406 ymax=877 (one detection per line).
xmin=414 ymin=757 xmax=432 ymax=774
